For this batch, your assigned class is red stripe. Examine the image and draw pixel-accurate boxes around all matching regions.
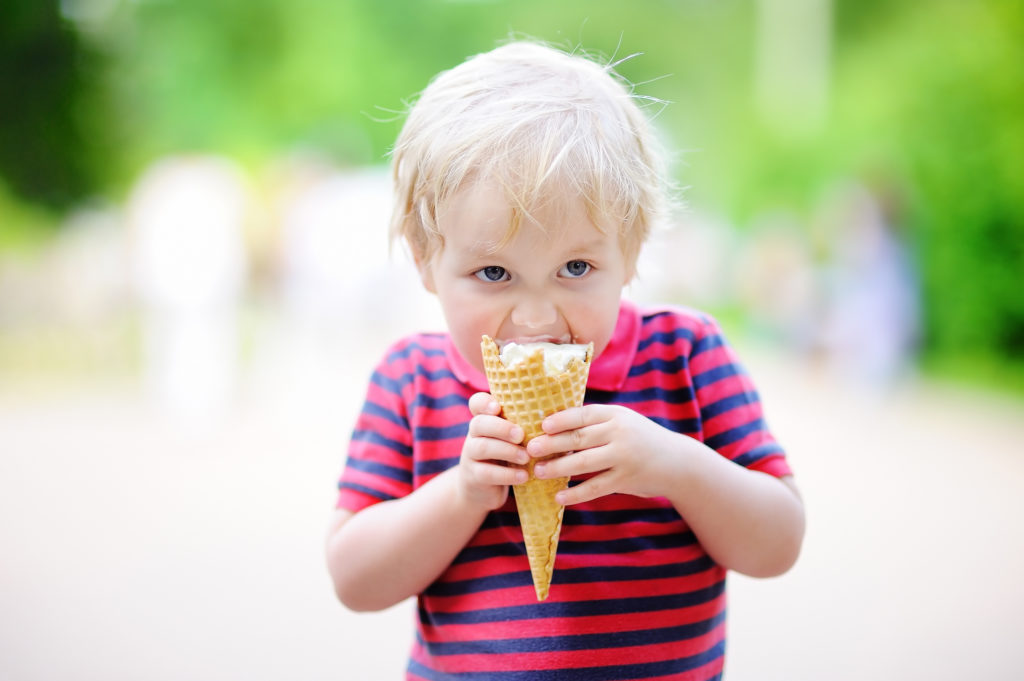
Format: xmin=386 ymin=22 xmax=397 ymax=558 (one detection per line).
xmin=437 ymin=535 xmax=705 ymax=585
xmin=424 ymin=566 xmax=723 ymax=619
xmin=416 ymin=619 xmax=725 ymax=672
xmin=419 ymin=600 xmax=724 ymax=647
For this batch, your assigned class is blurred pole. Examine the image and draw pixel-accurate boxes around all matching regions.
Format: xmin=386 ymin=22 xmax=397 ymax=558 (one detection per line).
xmin=128 ymin=156 xmax=248 ymax=427
xmin=755 ymin=0 xmax=832 ymax=135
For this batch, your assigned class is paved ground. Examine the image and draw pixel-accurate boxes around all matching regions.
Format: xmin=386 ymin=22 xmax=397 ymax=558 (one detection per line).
xmin=2 ymin=318 xmax=1023 ymax=680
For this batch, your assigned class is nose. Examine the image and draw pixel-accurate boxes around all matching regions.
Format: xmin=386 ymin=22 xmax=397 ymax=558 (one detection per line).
xmin=510 ymin=296 xmax=557 ymax=330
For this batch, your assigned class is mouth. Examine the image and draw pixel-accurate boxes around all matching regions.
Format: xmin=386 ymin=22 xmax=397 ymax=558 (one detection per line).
xmin=498 ymin=334 xmax=573 ymax=347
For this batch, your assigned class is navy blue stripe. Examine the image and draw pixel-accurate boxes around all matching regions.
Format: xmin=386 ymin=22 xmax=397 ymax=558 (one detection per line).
xmin=368 ymin=370 xmax=403 ymax=395
xmin=371 ymin=366 xmax=462 ymax=392
xmin=386 ymin=339 xmax=447 ymax=362
xmin=343 ymin=456 xmax=411 ymax=484
xmin=414 ymin=456 xmax=460 ymax=477
xmin=558 ymin=530 xmax=697 ymax=555
xmin=556 ymin=554 xmax=715 ymax=583
xmin=704 ymin=419 xmax=765 ymax=451
xmin=642 ymin=309 xmax=708 ymax=329
xmin=415 ymin=422 xmax=469 ymax=441
xmin=422 ymin=610 xmax=726 ymax=657
xmin=423 ymin=579 xmax=725 ymax=626
xmin=480 ymin=506 xmax=689 ymax=535
xmin=425 ymin=569 xmax=530 ymax=596
xmin=409 ymin=638 xmax=724 ymax=680
xmin=413 ymin=392 xmax=468 ymax=411
xmin=360 ymin=399 xmax=407 ymax=429
xmin=691 ymin=333 xmax=724 ymax=358
xmin=595 ymin=385 xmax=695 ymax=406
xmin=337 ymin=481 xmax=396 ymax=501
xmin=692 ymin=362 xmax=741 ymax=390
xmin=650 ymin=415 xmax=701 ymax=434
xmin=453 ymin=530 xmax=697 ymax=566
xmin=628 ymin=356 xmax=686 ymax=377
xmin=733 ymin=442 xmax=785 ymax=468
xmin=642 ymin=310 xmax=679 ymax=322
xmin=481 ymin=511 xmax=525 ymax=530
xmin=636 ymin=327 xmax=696 ymax=353
xmin=451 ymin=541 xmax=524 ymax=564
xmin=700 ymin=391 xmax=756 ymax=421
xmin=563 ymin=506 xmax=682 ymax=526
xmin=427 ymin=555 xmax=716 ymax=597
xmin=350 ymin=429 xmax=412 ymax=457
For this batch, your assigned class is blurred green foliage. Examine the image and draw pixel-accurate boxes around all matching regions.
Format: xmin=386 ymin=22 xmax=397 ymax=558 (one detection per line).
xmin=0 ymin=2 xmax=106 ymax=208
xmin=1 ymin=0 xmax=1022 ymax=382
xmin=835 ymin=1 xmax=1024 ymax=369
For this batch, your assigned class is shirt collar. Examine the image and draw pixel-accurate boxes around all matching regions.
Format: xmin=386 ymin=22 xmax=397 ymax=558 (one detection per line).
xmin=446 ymin=298 xmax=640 ymax=393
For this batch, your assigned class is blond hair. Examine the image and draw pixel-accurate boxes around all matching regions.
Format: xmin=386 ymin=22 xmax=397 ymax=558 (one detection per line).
xmin=390 ymin=41 xmax=672 ymax=271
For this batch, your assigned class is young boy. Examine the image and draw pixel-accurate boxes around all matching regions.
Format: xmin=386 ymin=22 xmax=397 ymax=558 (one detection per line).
xmin=326 ymin=41 xmax=804 ymax=680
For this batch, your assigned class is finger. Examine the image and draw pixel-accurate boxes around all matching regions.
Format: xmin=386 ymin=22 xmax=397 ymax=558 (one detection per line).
xmin=466 ymin=436 xmax=529 ymax=466
xmin=555 ymin=472 xmax=613 ymax=506
xmin=534 ymin=445 xmax=610 ymax=480
xmin=527 ymin=428 xmax=589 ymax=459
xmin=468 ymin=392 xmax=501 ymax=417
xmin=471 ymin=461 xmax=529 ymax=487
xmin=542 ymin=404 xmax=617 ymax=435
xmin=540 ymin=405 xmax=590 ymax=435
xmin=468 ymin=413 xmax=524 ymax=445
xmin=528 ymin=418 xmax=611 ymax=459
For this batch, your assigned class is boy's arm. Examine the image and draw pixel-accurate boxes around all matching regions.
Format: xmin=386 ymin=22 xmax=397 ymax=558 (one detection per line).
xmin=530 ymin=405 xmax=805 ymax=578
xmin=327 ymin=392 xmax=528 ymax=611
xmin=325 ymin=467 xmax=489 ymax=612
xmin=658 ymin=446 xmax=804 ymax=578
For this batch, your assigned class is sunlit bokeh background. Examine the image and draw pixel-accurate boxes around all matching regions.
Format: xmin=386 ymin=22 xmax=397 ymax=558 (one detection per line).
xmin=2 ymin=1 xmax=1022 ymax=679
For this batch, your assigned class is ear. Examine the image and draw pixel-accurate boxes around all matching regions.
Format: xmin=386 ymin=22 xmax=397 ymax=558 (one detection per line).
xmin=413 ymin=250 xmax=437 ymax=294
xmin=619 ymin=235 xmax=641 ymax=285
xmin=622 ymin=265 xmax=636 ymax=286
xmin=622 ymin=257 xmax=638 ymax=286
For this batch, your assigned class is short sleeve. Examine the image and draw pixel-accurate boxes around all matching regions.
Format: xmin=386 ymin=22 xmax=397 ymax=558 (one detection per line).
xmin=336 ymin=346 xmax=416 ymax=512
xmin=689 ymin=316 xmax=792 ymax=478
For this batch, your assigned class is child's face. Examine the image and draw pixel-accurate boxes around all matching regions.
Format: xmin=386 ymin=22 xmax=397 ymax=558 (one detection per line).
xmin=418 ymin=180 xmax=631 ymax=375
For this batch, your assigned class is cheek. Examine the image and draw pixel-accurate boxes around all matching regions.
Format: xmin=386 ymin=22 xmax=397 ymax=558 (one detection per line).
xmin=437 ymin=291 xmax=499 ymax=368
xmin=448 ymin=306 xmax=490 ymax=339
xmin=439 ymin=283 xmax=492 ymax=325
xmin=571 ymin=296 xmax=621 ymax=350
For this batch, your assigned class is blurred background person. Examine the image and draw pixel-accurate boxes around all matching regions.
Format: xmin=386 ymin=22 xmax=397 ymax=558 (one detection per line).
xmin=815 ymin=178 xmax=921 ymax=389
xmin=128 ymin=156 xmax=248 ymax=425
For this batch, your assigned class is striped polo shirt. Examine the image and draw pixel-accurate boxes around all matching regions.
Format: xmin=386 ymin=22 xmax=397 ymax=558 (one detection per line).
xmin=337 ymin=299 xmax=792 ymax=680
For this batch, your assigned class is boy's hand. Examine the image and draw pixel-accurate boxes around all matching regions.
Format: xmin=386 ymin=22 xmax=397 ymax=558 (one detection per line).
xmin=459 ymin=392 xmax=531 ymax=510
xmin=528 ymin=405 xmax=686 ymax=505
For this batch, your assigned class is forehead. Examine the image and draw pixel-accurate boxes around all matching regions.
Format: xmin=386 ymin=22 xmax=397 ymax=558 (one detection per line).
xmin=437 ymin=179 xmax=610 ymax=254
xmin=436 ymin=181 xmax=513 ymax=244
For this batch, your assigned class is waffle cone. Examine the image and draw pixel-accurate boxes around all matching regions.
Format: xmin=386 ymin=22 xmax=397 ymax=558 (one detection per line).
xmin=480 ymin=335 xmax=593 ymax=600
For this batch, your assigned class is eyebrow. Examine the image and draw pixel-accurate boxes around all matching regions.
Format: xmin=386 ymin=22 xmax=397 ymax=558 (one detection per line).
xmin=563 ymin=234 xmax=612 ymax=257
xmin=463 ymin=232 xmax=612 ymax=262
xmin=467 ymin=238 xmax=504 ymax=257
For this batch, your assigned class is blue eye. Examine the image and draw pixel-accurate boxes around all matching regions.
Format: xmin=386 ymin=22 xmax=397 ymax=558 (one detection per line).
xmin=474 ymin=266 xmax=509 ymax=282
xmin=560 ymin=260 xmax=591 ymax=278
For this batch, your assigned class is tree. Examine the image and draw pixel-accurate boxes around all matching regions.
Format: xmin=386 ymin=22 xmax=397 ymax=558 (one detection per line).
xmin=0 ymin=1 xmax=105 ymax=208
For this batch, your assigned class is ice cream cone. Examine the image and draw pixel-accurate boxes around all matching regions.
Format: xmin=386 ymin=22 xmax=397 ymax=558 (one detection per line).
xmin=480 ymin=335 xmax=593 ymax=600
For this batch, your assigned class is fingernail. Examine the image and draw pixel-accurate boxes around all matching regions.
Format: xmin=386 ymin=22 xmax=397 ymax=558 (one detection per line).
xmin=515 ymin=469 xmax=529 ymax=484
xmin=533 ymin=462 xmax=545 ymax=478
xmin=510 ymin=426 xmax=523 ymax=442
